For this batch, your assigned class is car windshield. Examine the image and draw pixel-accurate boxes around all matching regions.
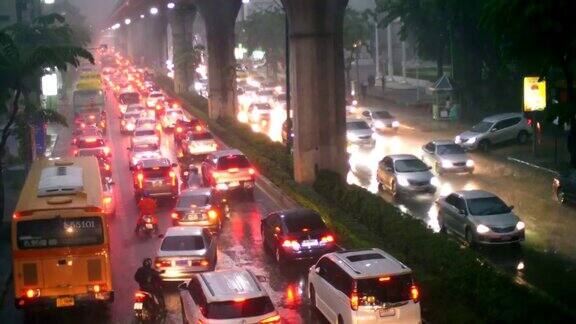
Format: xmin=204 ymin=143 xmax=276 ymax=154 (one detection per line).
xmin=189 ymin=132 xmax=214 ymax=141
xmin=253 ymin=104 xmax=272 ymax=111
xmin=143 ymin=166 xmax=171 ymax=178
xmin=205 ymin=297 xmax=275 ymax=320
xmin=394 ymin=159 xmax=429 ymax=173
xmin=133 ymin=143 xmax=159 ymax=152
xmin=134 ymin=129 xmax=156 ymax=137
xmin=160 ymin=235 xmax=205 ymax=251
xmin=437 ymin=144 xmax=465 ymax=155
xmin=284 ymin=213 xmax=327 ymax=233
xmin=347 ymin=121 xmax=370 ymax=130
xmin=373 ymin=111 xmax=392 ymax=119
xmin=356 ymin=273 xmax=414 ymax=304
xmin=177 ymin=194 xmax=210 ymax=208
xmin=471 ymin=121 xmax=493 ymax=133
xmin=467 ymin=196 xmax=511 ymax=215
xmin=17 ymin=217 xmax=104 ymax=249
xmin=217 ymin=155 xmax=251 ymax=170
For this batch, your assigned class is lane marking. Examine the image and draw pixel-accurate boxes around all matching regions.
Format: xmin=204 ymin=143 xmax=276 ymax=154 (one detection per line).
xmin=507 ymin=157 xmax=557 ymax=174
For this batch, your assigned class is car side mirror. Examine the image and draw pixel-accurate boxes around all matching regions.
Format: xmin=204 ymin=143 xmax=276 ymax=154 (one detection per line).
xmin=315 ymin=267 xmax=322 ymax=274
xmin=490 ymin=128 xmax=497 ymax=132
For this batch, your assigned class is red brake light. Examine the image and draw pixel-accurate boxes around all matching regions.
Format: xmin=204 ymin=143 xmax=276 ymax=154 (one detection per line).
xmin=227 ymin=168 xmax=239 ymax=173
xmin=259 ymin=315 xmax=281 ymax=324
xmin=103 ymin=146 xmax=111 ymax=155
xmin=527 ymin=118 xmax=533 ymax=126
xmin=137 ymin=173 xmax=144 ymax=189
xmin=155 ymin=259 xmax=171 ymax=268
xmin=207 ymin=209 xmax=218 ymax=220
xmin=171 ymin=212 xmax=179 ymax=219
xmin=410 ymin=285 xmax=420 ymax=302
xmin=248 ymin=168 xmax=256 ymax=175
xmin=169 ymin=170 xmax=176 ymax=186
xmin=195 ymin=125 xmax=202 ymax=132
xmin=350 ymin=290 xmax=359 ymax=310
xmin=320 ymin=234 xmax=335 ymax=243
xmin=156 ymin=104 xmax=162 ymax=110
xmin=25 ymin=289 xmax=39 ymax=299
xmin=103 ymin=197 xmax=112 ymax=205
xmin=85 ymin=138 xmax=97 ymax=143
xmin=134 ymin=291 xmax=146 ymax=302
xmin=212 ymin=171 xmax=220 ymax=179
xmin=233 ymin=298 xmax=246 ymax=303
xmin=176 ymin=127 xmax=183 ymax=133
xmin=378 ymin=276 xmax=391 ymax=282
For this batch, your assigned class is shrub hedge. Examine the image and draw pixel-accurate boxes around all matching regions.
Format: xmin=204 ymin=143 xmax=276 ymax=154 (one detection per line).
xmin=157 ymin=79 xmax=575 ymax=323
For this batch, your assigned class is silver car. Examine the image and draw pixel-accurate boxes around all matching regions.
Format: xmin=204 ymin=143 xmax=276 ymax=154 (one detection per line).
xmin=422 ymin=140 xmax=474 ymax=174
xmin=155 ymin=226 xmax=217 ymax=281
xmin=346 ymin=119 xmax=375 ymax=148
xmin=436 ymin=190 xmax=525 ymax=246
xmin=377 ymin=154 xmax=439 ymax=196
xmin=361 ymin=109 xmax=399 ymax=132
xmin=455 ymin=113 xmax=532 ymax=151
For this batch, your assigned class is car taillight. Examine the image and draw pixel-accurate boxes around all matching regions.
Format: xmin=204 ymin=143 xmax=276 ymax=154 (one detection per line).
xmin=169 ymin=170 xmax=176 ymax=186
xmin=103 ymin=196 xmax=112 ymax=205
xmin=212 ymin=171 xmax=220 ymax=179
xmin=171 ymin=212 xmax=179 ymax=219
xmin=176 ymin=127 xmax=183 ymax=133
xmin=24 ymin=289 xmax=40 ymax=299
xmin=228 ymin=168 xmax=239 ymax=173
xmin=350 ymin=290 xmax=359 ymax=310
xmin=137 ymin=173 xmax=144 ymax=188
xmin=191 ymin=260 xmax=210 ymax=266
xmin=155 ymin=259 xmax=172 ymax=268
xmin=248 ymin=168 xmax=256 ymax=175
xmin=156 ymin=104 xmax=162 ymax=110
xmin=195 ymin=125 xmax=203 ymax=132
xmin=207 ymin=209 xmax=218 ymax=220
xmin=320 ymin=234 xmax=335 ymax=244
xmin=134 ymin=291 xmax=146 ymax=302
xmin=281 ymin=239 xmax=300 ymax=251
xmin=121 ymin=120 xmax=126 ymax=126
xmin=100 ymin=121 xmax=106 ymax=127
xmin=259 ymin=315 xmax=281 ymax=323
xmin=156 ymin=124 xmax=162 ymax=131
xmin=410 ymin=285 xmax=420 ymax=303
xmin=103 ymin=146 xmax=110 ymax=155
xmin=104 ymin=163 xmax=111 ymax=171
xmin=89 ymin=115 xmax=95 ymax=119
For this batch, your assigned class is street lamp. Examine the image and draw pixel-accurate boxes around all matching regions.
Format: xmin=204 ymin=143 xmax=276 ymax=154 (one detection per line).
xmin=140 ymin=14 xmax=145 ymax=19
xmin=111 ymin=23 xmax=120 ymax=30
xmin=167 ymin=2 xmax=175 ymax=9
xmin=124 ymin=18 xmax=131 ymax=25
xmin=150 ymin=7 xmax=159 ymax=15
xmin=43 ymin=0 xmax=55 ymax=4
xmin=242 ymin=0 xmax=250 ymax=3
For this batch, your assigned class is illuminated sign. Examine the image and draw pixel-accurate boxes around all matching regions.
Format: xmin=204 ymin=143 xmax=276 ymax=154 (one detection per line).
xmin=41 ymin=72 xmax=58 ymax=96
xmin=523 ymin=77 xmax=546 ymax=111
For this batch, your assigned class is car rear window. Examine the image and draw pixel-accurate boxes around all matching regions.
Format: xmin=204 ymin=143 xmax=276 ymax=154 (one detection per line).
xmin=356 ymin=273 xmax=414 ymax=304
xmin=150 ymin=93 xmax=163 ymax=98
xmin=177 ymin=194 xmax=210 ymax=208
xmin=133 ymin=143 xmax=159 ymax=152
xmin=134 ymin=129 xmax=156 ymax=137
xmin=119 ymin=92 xmax=139 ymax=104
xmin=160 ymin=235 xmax=205 ymax=251
xmin=284 ymin=213 xmax=327 ymax=233
xmin=190 ymin=132 xmax=214 ymax=141
xmin=217 ymin=155 xmax=251 ymax=170
xmin=205 ymin=296 xmax=275 ymax=319
xmin=346 ymin=253 xmax=385 ymax=262
xmin=143 ymin=166 xmax=171 ymax=178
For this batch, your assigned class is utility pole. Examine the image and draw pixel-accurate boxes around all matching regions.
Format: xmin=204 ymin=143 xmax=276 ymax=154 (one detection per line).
xmin=386 ymin=23 xmax=393 ymax=80
xmin=375 ymin=21 xmax=380 ymax=81
xmin=284 ymin=13 xmax=291 ymax=154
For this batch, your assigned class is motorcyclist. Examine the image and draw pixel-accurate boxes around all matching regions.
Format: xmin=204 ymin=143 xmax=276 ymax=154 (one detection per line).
xmin=134 ymin=258 xmax=165 ymax=311
xmin=136 ymin=194 xmax=158 ymax=232
xmin=187 ymin=165 xmax=203 ymax=189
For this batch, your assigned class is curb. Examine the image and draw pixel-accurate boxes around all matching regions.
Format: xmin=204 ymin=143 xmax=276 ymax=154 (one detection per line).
xmin=255 ymin=176 xmax=298 ymax=210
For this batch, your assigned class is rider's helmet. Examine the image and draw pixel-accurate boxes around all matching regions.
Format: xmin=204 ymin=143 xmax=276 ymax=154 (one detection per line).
xmin=143 ymin=258 xmax=152 ymax=268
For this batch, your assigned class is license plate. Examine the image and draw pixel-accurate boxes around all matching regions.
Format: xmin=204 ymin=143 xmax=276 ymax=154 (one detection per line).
xmin=228 ymin=181 xmax=240 ymax=187
xmin=302 ymin=239 xmax=319 ymax=247
xmin=145 ymin=223 xmax=154 ymax=229
xmin=134 ymin=302 xmax=143 ymax=310
xmin=176 ymin=260 xmax=189 ymax=266
xmin=500 ymin=235 xmax=511 ymax=240
xmin=56 ymin=296 xmax=75 ymax=307
xmin=153 ymin=180 xmax=163 ymax=187
xmin=378 ymin=308 xmax=396 ymax=317
xmin=187 ymin=214 xmax=198 ymax=221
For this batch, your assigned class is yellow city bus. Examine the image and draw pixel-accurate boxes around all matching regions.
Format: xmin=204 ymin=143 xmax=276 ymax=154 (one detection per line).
xmin=11 ymin=157 xmax=113 ymax=309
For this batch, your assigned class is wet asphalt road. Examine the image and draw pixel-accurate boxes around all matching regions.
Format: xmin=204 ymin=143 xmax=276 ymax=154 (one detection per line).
xmin=0 ymin=92 xmax=325 ymax=324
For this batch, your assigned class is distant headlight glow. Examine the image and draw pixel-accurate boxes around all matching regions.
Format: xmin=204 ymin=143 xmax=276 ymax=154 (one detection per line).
xmin=396 ymin=176 xmax=410 ymax=187
xmin=476 ymin=224 xmax=490 ymax=234
xmin=392 ymin=120 xmax=400 ymax=128
xmin=516 ymin=221 xmax=525 ymax=231
xmin=466 ymin=159 xmax=474 ymax=167
xmin=430 ymin=176 xmax=440 ymax=187
xmin=441 ymin=160 xmax=452 ymax=168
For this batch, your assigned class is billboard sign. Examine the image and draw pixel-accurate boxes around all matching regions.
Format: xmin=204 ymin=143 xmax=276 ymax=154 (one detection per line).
xmin=523 ymin=77 xmax=546 ymax=112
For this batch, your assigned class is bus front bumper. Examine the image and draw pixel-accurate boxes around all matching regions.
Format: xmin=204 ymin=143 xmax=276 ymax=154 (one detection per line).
xmin=15 ymin=291 xmax=114 ymax=309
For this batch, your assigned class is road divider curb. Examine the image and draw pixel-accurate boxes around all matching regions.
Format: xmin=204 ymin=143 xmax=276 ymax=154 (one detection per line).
xmin=256 ymin=176 xmax=298 ymax=210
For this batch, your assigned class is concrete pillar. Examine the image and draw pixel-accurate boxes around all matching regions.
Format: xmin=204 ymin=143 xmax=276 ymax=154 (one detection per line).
xmin=196 ymin=0 xmax=241 ymax=119
xmin=170 ymin=3 xmax=197 ymax=94
xmin=126 ymin=22 xmax=135 ymax=60
xmin=282 ymin=0 xmax=349 ymax=183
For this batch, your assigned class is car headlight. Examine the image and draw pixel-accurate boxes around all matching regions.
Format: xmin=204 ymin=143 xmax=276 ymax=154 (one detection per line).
xmin=516 ymin=221 xmax=525 ymax=231
xmin=441 ymin=160 xmax=452 ymax=168
xmin=392 ymin=120 xmax=400 ymax=128
xmin=455 ymin=135 xmax=462 ymax=144
xmin=430 ymin=176 xmax=440 ymax=187
xmin=467 ymin=137 xmax=477 ymax=144
xmin=375 ymin=121 xmax=385 ymax=128
xmin=466 ymin=159 xmax=474 ymax=167
xmin=346 ymin=133 xmax=355 ymax=141
xmin=476 ymin=224 xmax=490 ymax=234
xmin=396 ymin=176 xmax=410 ymax=187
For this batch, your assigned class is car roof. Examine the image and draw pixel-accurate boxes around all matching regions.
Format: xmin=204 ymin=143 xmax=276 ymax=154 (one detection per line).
xmin=213 ymin=149 xmax=244 ymax=158
xmin=140 ymin=157 xmax=171 ymax=168
xmin=198 ymin=269 xmax=267 ymax=302
xmin=385 ymin=154 xmax=418 ymax=161
xmin=165 ymin=226 xmax=205 ymax=237
xmin=482 ymin=113 xmax=522 ymax=122
xmin=454 ymin=190 xmax=496 ymax=200
xmin=180 ymin=187 xmax=212 ymax=198
xmin=327 ymin=248 xmax=411 ymax=279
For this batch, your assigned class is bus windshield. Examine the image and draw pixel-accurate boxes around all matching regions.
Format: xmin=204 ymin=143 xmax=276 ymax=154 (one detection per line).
xmin=16 ymin=216 xmax=104 ymax=249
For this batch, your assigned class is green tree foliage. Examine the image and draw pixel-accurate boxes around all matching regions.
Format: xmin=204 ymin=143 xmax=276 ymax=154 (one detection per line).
xmin=482 ymin=0 xmax=576 ymax=166
xmin=343 ymin=9 xmax=373 ymax=91
xmin=0 ymin=13 xmax=93 ymax=218
xmin=238 ymin=6 xmax=285 ymax=81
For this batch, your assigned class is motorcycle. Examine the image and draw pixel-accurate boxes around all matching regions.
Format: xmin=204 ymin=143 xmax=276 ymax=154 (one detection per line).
xmin=135 ymin=214 xmax=158 ymax=237
xmin=133 ymin=290 xmax=165 ymax=323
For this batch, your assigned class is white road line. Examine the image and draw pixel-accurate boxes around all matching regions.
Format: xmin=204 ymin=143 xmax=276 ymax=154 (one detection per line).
xmin=506 ymin=157 xmax=557 ymax=174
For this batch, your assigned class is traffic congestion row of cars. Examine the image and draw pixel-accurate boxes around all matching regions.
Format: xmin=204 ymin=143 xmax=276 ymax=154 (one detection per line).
xmin=97 ymin=50 xmax=424 ymax=323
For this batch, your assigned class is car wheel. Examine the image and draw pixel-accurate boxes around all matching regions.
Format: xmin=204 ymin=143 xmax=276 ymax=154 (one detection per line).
xmin=309 ymin=285 xmax=317 ymax=311
xmin=478 ymin=140 xmax=490 ymax=152
xmin=517 ymin=131 xmax=529 ymax=144
xmin=557 ymin=188 xmax=566 ymax=204
xmin=465 ymin=228 xmax=476 ymax=247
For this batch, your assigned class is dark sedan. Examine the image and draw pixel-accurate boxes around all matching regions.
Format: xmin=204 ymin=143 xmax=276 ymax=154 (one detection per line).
xmin=261 ymin=208 xmax=337 ymax=263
